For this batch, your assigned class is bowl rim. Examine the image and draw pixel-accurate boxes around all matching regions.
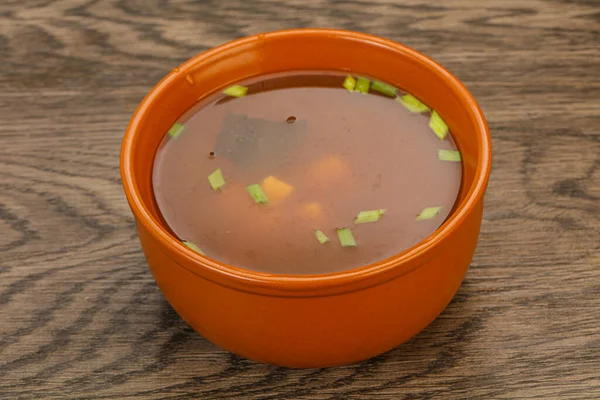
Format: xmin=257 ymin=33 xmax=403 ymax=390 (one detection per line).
xmin=121 ymin=28 xmax=491 ymax=295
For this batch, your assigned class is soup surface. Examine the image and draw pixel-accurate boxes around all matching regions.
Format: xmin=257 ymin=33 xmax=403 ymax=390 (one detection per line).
xmin=152 ymin=71 xmax=462 ymax=275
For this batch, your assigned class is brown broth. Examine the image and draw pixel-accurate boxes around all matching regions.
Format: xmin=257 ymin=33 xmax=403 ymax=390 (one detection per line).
xmin=152 ymin=71 xmax=462 ymax=275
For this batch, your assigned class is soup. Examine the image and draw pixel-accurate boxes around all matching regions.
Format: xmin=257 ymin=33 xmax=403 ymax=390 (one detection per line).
xmin=152 ymin=72 xmax=462 ymax=275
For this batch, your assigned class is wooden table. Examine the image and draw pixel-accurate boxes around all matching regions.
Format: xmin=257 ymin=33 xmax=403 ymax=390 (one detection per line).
xmin=2 ymin=1 xmax=598 ymax=398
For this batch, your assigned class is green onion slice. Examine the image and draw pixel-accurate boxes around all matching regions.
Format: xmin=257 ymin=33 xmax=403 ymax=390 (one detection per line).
xmin=438 ymin=149 xmax=461 ymax=162
xmin=167 ymin=122 xmax=185 ymax=139
xmin=416 ymin=207 xmax=442 ymax=221
xmin=370 ymin=81 xmax=397 ymax=97
xmin=183 ymin=241 xmax=205 ymax=255
xmin=354 ymin=209 xmax=387 ymax=224
xmin=223 ymin=84 xmax=248 ymax=98
xmin=207 ymin=168 xmax=226 ymax=191
xmin=429 ymin=111 xmax=449 ymax=140
xmin=314 ymin=229 xmax=330 ymax=244
xmin=356 ymin=77 xmax=370 ymax=94
xmin=246 ymin=183 xmax=269 ymax=204
xmin=397 ymin=94 xmax=430 ymax=113
xmin=337 ymin=227 xmax=357 ymax=247
xmin=343 ymin=75 xmax=356 ymax=92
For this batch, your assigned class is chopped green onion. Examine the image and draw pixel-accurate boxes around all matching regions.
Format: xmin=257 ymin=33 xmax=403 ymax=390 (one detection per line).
xmin=207 ymin=168 xmax=226 ymax=191
xmin=314 ymin=229 xmax=330 ymax=244
xmin=354 ymin=209 xmax=387 ymax=224
xmin=370 ymin=81 xmax=397 ymax=97
xmin=438 ymin=149 xmax=461 ymax=162
xmin=246 ymin=184 xmax=269 ymax=204
xmin=429 ymin=111 xmax=449 ymax=140
xmin=356 ymin=77 xmax=370 ymax=94
xmin=167 ymin=122 xmax=185 ymax=139
xmin=183 ymin=241 xmax=205 ymax=255
xmin=397 ymin=94 xmax=430 ymax=113
xmin=223 ymin=84 xmax=248 ymax=98
xmin=337 ymin=227 xmax=357 ymax=247
xmin=343 ymin=75 xmax=356 ymax=92
xmin=416 ymin=207 xmax=443 ymax=221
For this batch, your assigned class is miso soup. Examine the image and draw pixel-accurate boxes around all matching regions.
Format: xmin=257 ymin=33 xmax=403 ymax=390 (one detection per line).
xmin=152 ymin=72 xmax=462 ymax=275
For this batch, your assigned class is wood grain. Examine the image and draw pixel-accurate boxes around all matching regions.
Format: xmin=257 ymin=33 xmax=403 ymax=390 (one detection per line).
xmin=1 ymin=0 xmax=599 ymax=398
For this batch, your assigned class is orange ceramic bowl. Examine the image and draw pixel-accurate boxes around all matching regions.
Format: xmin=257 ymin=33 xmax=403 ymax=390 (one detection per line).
xmin=121 ymin=29 xmax=491 ymax=368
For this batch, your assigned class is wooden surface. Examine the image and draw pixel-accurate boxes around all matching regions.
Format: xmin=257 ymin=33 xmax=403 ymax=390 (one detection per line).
xmin=1 ymin=0 xmax=599 ymax=398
